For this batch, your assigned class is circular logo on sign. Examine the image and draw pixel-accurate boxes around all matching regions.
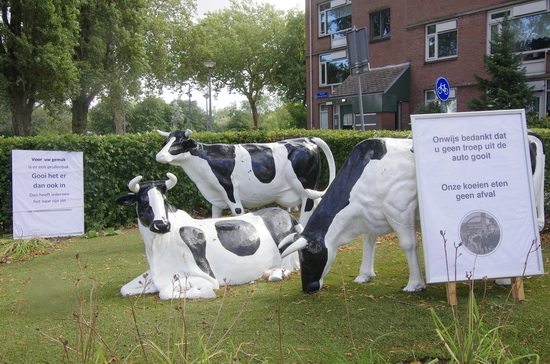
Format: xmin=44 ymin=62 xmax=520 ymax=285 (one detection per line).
xmin=459 ymin=211 xmax=501 ymax=256
xmin=435 ymin=77 xmax=450 ymax=101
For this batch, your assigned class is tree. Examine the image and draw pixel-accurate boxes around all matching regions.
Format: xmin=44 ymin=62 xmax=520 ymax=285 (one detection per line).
xmin=226 ymin=107 xmax=252 ymax=131
xmin=273 ymin=9 xmax=306 ymax=104
xmin=71 ymin=0 xmax=147 ymax=134
xmin=193 ymin=0 xmax=287 ymax=130
xmin=126 ymin=97 xmax=171 ymax=133
xmin=0 ymin=0 xmax=79 ymax=136
xmin=71 ymin=0 xmax=195 ymax=134
xmin=89 ymin=101 xmax=115 ymax=135
xmin=170 ymin=99 xmax=207 ymax=132
xmin=468 ymin=17 xmax=535 ymax=111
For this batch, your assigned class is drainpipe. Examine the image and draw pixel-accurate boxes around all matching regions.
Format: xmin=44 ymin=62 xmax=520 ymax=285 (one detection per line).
xmin=309 ymin=0 xmax=313 ymax=129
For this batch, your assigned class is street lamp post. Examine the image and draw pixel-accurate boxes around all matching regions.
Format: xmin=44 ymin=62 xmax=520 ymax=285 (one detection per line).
xmin=186 ymin=84 xmax=192 ymax=130
xmin=203 ymin=60 xmax=216 ymax=131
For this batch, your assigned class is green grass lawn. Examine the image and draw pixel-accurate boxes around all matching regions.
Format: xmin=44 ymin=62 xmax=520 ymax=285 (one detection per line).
xmin=1 ymin=229 xmax=548 ymax=363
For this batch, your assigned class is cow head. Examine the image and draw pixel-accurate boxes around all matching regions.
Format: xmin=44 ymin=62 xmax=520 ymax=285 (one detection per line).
xmin=156 ymin=129 xmax=198 ymax=164
xmin=279 ymin=233 xmax=330 ymax=294
xmin=116 ymin=173 xmax=178 ymax=233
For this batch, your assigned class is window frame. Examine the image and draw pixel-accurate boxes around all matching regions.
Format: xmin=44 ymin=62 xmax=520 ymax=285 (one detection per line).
xmin=370 ymin=8 xmax=391 ymax=41
xmin=425 ymin=88 xmax=457 ymax=113
xmin=318 ymin=0 xmax=353 ymax=38
xmin=319 ymin=50 xmax=349 ymax=87
xmin=487 ymin=4 xmax=550 ymax=61
xmin=425 ymin=19 xmax=458 ymax=62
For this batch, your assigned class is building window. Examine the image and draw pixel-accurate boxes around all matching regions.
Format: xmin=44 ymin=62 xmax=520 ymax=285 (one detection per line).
xmin=425 ymin=89 xmax=457 ymax=113
xmin=320 ymin=104 xmax=329 ymax=129
xmin=319 ymin=51 xmax=349 ymax=87
xmin=488 ymin=5 xmax=550 ymax=61
xmin=426 ymin=20 xmax=457 ymax=61
xmin=371 ymin=9 xmax=390 ymax=40
xmin=319 ymin=1 xmax=352 ymax=38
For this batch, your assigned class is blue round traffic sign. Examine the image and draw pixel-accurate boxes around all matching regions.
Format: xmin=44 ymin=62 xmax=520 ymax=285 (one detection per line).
xmin=435 ymin=77 xmax=450 ymax=101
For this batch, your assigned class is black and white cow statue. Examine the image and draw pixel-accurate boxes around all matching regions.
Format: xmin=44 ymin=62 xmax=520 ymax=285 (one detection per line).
xmin=116 ymin=173 xmax=300 ymax=299
xmin=280 ymin=138 xmax=425 ymax=294
xmin=155 ymin=130 xmax=336 ymax=225
xmin=280 ymin=135 xmax=545 ymax=294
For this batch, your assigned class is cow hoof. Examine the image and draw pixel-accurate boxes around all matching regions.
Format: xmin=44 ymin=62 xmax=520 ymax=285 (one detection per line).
xmin=353 ymin=274 xmax=375 ymax=283
xmin=235 ymin=208 xmax=242 ymax=214
xmin=268 ymin=269 xmax=284 ymax=282
xmin=402 ymin=284 xmax=426 ymax=292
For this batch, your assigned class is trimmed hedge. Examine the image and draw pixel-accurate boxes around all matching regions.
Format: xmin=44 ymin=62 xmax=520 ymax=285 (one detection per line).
xmin=1 ymin=128 xmax=547 ymax=235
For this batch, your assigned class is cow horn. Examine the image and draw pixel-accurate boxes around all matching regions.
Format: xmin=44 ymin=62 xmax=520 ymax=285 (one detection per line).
xmin=157 ymin=130 xmax=170 ymax=137
xmin=166 ymin=173 xmax=177 ymax=190
xmin=128 ymin=175 xmax=142 ymax=193
xmin=184 ymin=129 xmax=193 ymax=138
xmin=295 ymin=223 xmax=304 ymax=234
xmin=281 ymin=237 xmax=308 ymax=258
xmin=278 ymin=233 xmax=296 ymax=250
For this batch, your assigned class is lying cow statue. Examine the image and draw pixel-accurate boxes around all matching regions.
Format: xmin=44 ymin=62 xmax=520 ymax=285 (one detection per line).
xmin=155 ymin=129 xmax=336 ymax=226
xmin=280 ymin=135 xmax=545 ymax=294
xmin=116 ymin=173 xmax=300 ymax=299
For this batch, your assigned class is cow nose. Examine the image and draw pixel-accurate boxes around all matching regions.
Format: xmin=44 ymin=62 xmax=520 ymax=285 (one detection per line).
xmin=302 ymin=281 xmax=321 ymax=294
xmin=150 ymin=220 xmax=171 ymax=233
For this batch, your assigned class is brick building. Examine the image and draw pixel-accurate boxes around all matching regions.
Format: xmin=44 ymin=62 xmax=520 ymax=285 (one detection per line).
xmin=305 ymin=0 xmax=550 ymax=130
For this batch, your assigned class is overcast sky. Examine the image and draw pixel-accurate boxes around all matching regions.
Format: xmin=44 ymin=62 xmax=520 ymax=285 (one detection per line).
xmin=196 ymin=0 xmax=304 ymax=16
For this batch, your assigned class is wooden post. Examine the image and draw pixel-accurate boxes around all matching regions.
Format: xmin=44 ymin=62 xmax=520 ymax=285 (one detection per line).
xmin=446 ymin=282 xmax=457 ymax=306
xmin=511 ymin=277 xmax=525 ymax=301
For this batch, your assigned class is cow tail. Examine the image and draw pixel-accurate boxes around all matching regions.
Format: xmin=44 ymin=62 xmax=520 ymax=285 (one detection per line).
xmin=311 ymin=137 xmax=336 ymax=187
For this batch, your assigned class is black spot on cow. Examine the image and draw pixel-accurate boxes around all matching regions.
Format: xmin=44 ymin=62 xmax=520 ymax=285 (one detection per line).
xmin=192 ymin=144 xmax=237 ymax=204
xmin=179 ymin=226 xmax=215 ymax=278
xmin=252 ymin=208 xmax=298 ymax=248
xmin=302 ymin=138 xmax=388 ymax=245
xmin=243 ymin=144 xmax=276 ymax=183
xmin=528 ymin=131 xmax=544 ymax=175
xmin=282 ymin=138 xmax=321 ymax=190
xmin=215 ymin=220 xmax=260 ymax=256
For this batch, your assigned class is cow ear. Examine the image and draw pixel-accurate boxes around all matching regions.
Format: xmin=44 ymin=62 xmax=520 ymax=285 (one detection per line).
xmin=115 ymin=193 xmax=137 ymax=206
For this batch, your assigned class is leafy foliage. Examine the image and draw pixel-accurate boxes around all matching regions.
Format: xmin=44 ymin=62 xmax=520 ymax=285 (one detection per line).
xmin=0 ymin=0 xmax=80 ymax=136
xmin=192 ymin=0 xmax=295 ymax=129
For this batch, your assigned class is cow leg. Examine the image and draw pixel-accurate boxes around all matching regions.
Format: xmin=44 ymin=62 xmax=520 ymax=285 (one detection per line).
xmin=211 ymin=205 xmax=223 ymax=218
xmin=394 ymin=226 xmax=425 ymax=292
xmin=354 ymin=234 xmax=377 ymax=283
xmin=159 ymin=276 xmax=217 ymax=300
xmin=120 ymin=270 xmax=159 ymax=296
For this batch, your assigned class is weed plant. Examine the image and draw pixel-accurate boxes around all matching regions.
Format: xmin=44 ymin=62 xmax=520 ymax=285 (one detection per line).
xmin=431 ymin=231 xmax=541 ymax=363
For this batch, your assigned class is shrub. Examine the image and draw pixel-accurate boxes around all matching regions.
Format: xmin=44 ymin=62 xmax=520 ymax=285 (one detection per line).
xmin=1 ymin=128 xmax=547 ymax=235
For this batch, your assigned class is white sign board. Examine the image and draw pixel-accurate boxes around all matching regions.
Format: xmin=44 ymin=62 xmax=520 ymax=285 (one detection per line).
xmin=12 ymin=150 xmax=84 ymax=239
xmin=411 ymin=110 xmax=544 ymax=283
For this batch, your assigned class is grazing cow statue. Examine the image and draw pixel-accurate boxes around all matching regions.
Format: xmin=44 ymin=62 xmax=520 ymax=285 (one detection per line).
xmin=116 ymin=173 xmax=300 ymax=300
xmin=155 ymin=129 xmax=336 ymax=225
xmin=280 ymin=135 xmax=545 ymax=294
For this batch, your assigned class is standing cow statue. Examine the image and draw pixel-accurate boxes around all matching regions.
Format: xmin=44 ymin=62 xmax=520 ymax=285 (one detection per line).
xmin=116 ymin=173 xmax=300 ymax=300
xmin=155 ymin=130 xmax=336 ymax=225
xmin=280 ymin=134 xmax=545 ymax=294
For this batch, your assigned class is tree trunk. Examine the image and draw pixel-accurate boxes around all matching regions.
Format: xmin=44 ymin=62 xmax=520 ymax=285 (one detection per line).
xmin=250 ymin=100 xmax=259 ymax=130
xmin=113 ymin=103 xmax=125 ymax=134
xmin=71 ymin=97 xmax=89 ymax=135
xmin=11 ymin=92 xmax=35 ymax=136
xmin=71 ymin=88 xmax=99 ymax=134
